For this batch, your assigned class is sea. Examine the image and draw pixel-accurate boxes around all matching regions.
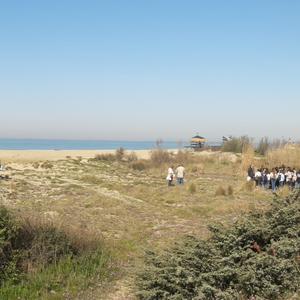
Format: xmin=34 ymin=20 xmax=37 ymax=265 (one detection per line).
xmin=0 ymin=139 xmax=187 ymax=150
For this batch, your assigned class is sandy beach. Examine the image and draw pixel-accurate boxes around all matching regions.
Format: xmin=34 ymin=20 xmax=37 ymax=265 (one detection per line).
xmin=0 ymin=149 xmax=153 ymax=162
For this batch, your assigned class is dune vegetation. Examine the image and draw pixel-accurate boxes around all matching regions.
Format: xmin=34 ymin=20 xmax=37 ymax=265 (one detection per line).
xmin=0 ymin=144 xmax=299 ymax=299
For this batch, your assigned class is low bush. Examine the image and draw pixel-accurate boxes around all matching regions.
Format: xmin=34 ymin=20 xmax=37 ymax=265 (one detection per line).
xmin=256 ymin=137 xmax=270 ymax=156
xmin=222 ymin=136 xmax=253 ymax=153
xmin=40 ymin=161 xmax=53 ymax=169
xmin=244 ymin=180 xmax=255 ymax=192
xmin=131 ymin=160 xmax=148 ymax=171
xmin=115 ymin=147 xmax=125 ymax=161
xmin=94 ymin=153 xmax=116 ymax=161
xmin=137 ymin=190 xmax=300 ymax=300
xmin=227 ymin=185 xmax=234 ymax=196
xmin=215 ymin=186 xmax=227 ymax=196
xmin=150 ymin=149 xmax=172 ymax=166
xmin=188 ymin=183 xmax=197 ymax=194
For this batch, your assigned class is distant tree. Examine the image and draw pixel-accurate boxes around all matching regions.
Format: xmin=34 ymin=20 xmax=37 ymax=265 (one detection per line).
xmin=256 ymin=137 xmax=270 ymax=155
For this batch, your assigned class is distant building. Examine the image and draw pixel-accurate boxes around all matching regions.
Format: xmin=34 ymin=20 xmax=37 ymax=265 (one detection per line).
xmin=222 ymin=136 xmax=233 ymax=143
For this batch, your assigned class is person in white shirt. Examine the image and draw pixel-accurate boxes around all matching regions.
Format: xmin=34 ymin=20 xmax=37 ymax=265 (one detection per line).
xmin=166 ymin=166 xmax=175 ymax=186
xmin=175 ymin=165 xmax=185 ymax=185
xmin=254 ymin=169 xmax=262 ymax=187
xmin=278 ymin=170 xmax=285 ymax=187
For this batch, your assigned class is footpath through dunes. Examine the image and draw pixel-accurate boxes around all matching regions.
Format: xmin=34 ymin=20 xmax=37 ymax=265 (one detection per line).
xmin=0 ymin=154 xmax=273 ymax=299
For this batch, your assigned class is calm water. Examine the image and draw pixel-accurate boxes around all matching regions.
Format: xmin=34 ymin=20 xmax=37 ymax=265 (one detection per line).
xmin=0 ymin=139 xmax=185 ymax=150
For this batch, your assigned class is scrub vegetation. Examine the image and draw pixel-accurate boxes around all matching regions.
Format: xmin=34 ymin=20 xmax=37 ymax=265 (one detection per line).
xmin=0 ymin=144 xmax=299 ymax=299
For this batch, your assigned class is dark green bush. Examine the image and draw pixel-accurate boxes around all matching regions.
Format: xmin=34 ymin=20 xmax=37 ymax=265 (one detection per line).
xmin=137 ymin=190 xmax=300 ymax=300
xmin=0 ymin=206 xmax=20 ymax=283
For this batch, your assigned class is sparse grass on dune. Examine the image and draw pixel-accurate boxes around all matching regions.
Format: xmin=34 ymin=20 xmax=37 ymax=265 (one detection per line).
xmin=0 ymin=150 xmax=280 ymax=299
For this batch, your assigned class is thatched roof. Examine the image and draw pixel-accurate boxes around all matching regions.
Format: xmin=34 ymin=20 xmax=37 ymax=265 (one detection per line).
xmin=191 ymin=135 xmax=206 ymax=143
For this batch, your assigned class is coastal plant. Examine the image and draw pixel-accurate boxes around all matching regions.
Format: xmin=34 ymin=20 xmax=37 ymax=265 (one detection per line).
xmin=137 ymin=190 xmax=300 ymax=300
xmin=227 ymin=185 xmax=234 ymax=196
xmin=94 ymin=153 xmax=116 ymax=161
xmin=0 ymin=206 xmax=112 ymax=299
xmin=130 ymin=160 xmax=148 ymax=171
xmin=215 ymin=186 xmax=226 ymax=196
xmin=150 ymin=149 xmax=172 ymax=166
xmin=266 ymin=144 xmax=300 ymax=169
xmin=222 ymin=136 xmax=253 ymax=153
xmin=256 ymin=137 xmax=270 ymax=156
xmin=188 ymin=183 xmax=197 ymax=194
xmin=115 ymin=147 xmax=125 ymax=161
xmin=40 ymin=161 xmax=53 ymax=169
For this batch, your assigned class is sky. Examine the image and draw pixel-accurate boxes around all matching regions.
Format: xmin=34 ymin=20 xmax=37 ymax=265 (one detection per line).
xmin=0 ymin=0 xmax=299 ymax=142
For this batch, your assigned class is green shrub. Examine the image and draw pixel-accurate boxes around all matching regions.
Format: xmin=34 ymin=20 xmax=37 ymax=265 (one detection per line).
xmin=0 ymin=206 xmax=20 ymax=283
xmin=137 ymin=190 xmax=300 ymax=300
xmin=222 ymin=136 xmax=253 ymax=153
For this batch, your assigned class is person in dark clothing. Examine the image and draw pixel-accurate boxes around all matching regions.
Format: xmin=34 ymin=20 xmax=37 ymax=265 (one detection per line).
xmin=247 ymin=165 xmax=255 ymax=180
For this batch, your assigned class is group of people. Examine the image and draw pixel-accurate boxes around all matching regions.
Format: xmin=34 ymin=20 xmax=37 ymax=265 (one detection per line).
xmin=166 ymin=165 xmax=185 ymax=186
xmin=247 ymin=165 xmax=300 ymax=192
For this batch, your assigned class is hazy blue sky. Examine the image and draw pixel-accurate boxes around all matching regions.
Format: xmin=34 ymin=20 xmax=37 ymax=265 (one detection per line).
xmin=0 ymin=0 xmax=299 ymax=141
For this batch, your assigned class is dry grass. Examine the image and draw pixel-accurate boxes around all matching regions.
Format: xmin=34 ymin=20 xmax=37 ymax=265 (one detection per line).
xmin=266 ymin=145 xmax=300 ymax=169
xmin=241 ymin=144 xmax=255 ymax=174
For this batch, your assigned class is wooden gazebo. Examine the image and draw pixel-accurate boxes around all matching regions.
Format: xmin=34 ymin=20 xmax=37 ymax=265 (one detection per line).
xmin=189 ymin=134 xmax=206 ymax=150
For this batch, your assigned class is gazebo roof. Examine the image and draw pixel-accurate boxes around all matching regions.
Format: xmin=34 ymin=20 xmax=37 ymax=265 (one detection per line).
xmin=192 ymin=135 xmax=205 ymax=140
xmin=191 ymin=135 xmax=206 ymax=143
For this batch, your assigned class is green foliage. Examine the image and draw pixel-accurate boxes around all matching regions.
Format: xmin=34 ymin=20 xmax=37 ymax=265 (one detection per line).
xmin=0 ymin=248 xmax=111 ymax=300
xmin=222 ymin=136 xmax=252 ymax=153
xmin=0 ymin=206 xmax=21 ymax=283
xmin=0 ymin=206 xmax=111 ymax=299
xmin=137 ymin=191 xmax=300 ymax=300
xmin=256 ymin=137 xmax=270 ymax=156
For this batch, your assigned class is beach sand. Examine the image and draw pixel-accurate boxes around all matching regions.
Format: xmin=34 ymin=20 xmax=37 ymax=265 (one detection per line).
xmin=0 ymin=149 xmax=153 ymax=162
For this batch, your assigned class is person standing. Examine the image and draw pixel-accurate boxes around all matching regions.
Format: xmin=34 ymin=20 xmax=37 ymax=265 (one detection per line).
xmin=247 ymin=165 xmax=255 ymax=181
xmin=175 ymin=165 xmax=185 ymax=185
xmin=296 ymin=170 xmax=300 ymax=189
xmin=254 ymin=169 xmax=262 ymax=187
xmin=270 ymin=169 xmax=277 ymax=192
xmin=166 ymin=166 xmax=175 ymax=186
